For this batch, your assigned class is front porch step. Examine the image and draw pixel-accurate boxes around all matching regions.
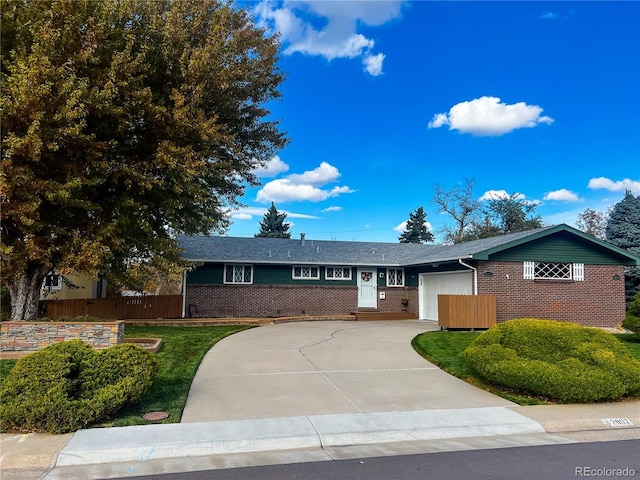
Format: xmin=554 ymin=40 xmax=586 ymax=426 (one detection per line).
xmin=352 ymin=311 xmax=418 ymax=321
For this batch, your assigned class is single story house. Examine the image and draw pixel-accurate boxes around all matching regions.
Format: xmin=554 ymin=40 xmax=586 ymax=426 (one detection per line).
xmin=178 ymin=224 xmax=639 ymax=327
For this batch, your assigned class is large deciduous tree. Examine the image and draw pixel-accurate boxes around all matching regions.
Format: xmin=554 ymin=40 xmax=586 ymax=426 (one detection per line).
xmin=484 ymin=193 xmax=543 ymax=234
xmin=576 ymin=208 xmax=608 ymax=240
xmin=432 ymin=178 xmax=480 ymax=244
xmin=399 ymin=206 xmax=434 ymax=244
xmin=606 ymin=190 xmax=640 ymax=307
xmin=255 ymin=202 xmax=291 ymax=238
xmin=1 ymin=0 xmax=287 ymax=319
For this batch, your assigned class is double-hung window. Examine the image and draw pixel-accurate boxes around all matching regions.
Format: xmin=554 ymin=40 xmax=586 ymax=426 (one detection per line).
xmin=224 ymin=264 xmax=253 ymax=284
xmin=386 ymin=268 xmax=404 ymax=287
xmin=43 ymin=274 xmax=62 ymax=290
xmin=523 ymin=262 xmax=584 ymax=281
xmin=292 ymin=266 xmax=320 ymax=280
xmin=325 ymin=266 xmax=352 ymax=280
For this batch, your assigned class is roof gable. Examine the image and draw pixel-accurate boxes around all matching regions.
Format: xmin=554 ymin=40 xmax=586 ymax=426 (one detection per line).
xmin=470 ymin=224 xmax=639 ymax=265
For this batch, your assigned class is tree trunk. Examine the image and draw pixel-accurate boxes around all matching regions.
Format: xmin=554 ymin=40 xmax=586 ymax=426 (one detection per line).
xmin=8 ymin=264 xmax=49 ymax=320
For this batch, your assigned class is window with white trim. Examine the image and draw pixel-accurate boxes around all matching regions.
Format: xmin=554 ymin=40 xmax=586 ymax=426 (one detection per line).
xmin=523 ymin=262 xmax=584 ymax=281
xmin=386 ymin=268 xmax=404 ymax=287
xmin=43 ymin=274 xmax=62 ymax=290
xmin=292 ymin=266 xmax=320 ymax=280
xmin=325 ymin=266 xmax=352 ymax=280
xmin=224 ymin=264 xmax=253 ymax=284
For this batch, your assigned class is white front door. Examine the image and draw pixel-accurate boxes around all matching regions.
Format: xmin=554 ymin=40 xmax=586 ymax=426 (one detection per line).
xmin=357 ymin=268 xmax=377 ymax=309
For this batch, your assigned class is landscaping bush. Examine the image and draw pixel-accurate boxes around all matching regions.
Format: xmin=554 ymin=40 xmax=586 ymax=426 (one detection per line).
xmin=622 ymin=291 xmax=640 ymax=335
xmin=464 ymin=318 xmax=640 ymax=402
xmin=0 ymin=340 xmax=158 ymax=433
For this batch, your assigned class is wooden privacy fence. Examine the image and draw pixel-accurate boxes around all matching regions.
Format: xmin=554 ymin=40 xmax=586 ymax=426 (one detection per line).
xmin=45 ymin=295 xmax=183 ymax=321
xmin=438 ymin=294 xmax=496 ymax=330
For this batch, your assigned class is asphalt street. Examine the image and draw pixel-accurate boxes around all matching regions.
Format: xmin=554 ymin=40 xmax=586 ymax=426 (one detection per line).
xmin=106 ymin=439 xmax=640 ymax=480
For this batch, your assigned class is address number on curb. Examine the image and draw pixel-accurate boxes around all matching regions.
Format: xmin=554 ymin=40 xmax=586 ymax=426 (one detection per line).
xmin=601 ymin=418 xmax=633 ymax=427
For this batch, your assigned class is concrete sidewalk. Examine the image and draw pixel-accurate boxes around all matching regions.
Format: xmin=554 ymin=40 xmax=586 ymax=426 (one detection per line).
xmin=1 ymin=402 xmax=638 ymax=480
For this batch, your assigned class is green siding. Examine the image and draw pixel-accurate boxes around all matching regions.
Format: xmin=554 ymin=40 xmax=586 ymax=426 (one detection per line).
xmin=188 ymin=263 xmax=358 ymax=286
xmin=487 ymin=232 xmax=632 ymax=264
xmin=187 ymin=264 xmax=223 ymax=284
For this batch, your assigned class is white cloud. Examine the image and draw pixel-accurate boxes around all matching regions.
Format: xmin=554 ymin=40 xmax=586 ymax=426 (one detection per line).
xmin=322 ymin=206 xmax=342 ymax=212
xmin=256 ymin=162 xmax=355 ymax=203
xmin=479 ymin=190 xmax=514 ymax=201
xmin=428 ymin=96 xmax=554 ymax=136
xmin=252 ymin=156 xmax=290 ymax=178
xmin=287 ymin=161 xmax=340 ymax=187
xmin=588 ymin=177 xmax=640 ymax=195
xmin=230 ymin=206 xmax=320 ymax=220
xmin=231 ymin=212 xmax=253 ymax=221
xmin=544 ymin=189 xmax=580 ymax=202
xmin=540 ymin=11 xmax=559 ymax=20
xmin=540 ymin=9 xmax=576 ymax=20
xmin=363 ymin=53 xmax=385 ymax=76
xmin=394 ymin=220 xmax=432 ymax=233
xmin=254 ymin=1 xmax=405 ymax=76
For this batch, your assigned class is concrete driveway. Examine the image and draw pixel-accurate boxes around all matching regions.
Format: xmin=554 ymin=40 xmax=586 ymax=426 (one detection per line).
xmin=181 ymin=321 xmax=515 ymax=423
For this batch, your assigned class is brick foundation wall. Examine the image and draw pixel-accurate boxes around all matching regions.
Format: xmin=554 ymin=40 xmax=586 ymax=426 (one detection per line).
xmin=186 ymin=284 xmax=358 ymax=317
xmin=376 ymin=287 xmax=418 ymax=315
xmin=0 ymin=321 xmax=125 ymax=352
xmin=186 ymin=284 xmax=419 ymax=318
xmin=475 ymin=261 xmax=625 ymax=327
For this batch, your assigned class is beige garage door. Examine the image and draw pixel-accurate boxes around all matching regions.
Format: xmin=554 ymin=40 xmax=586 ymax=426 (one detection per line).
xmin=419 ymin=271 xmax=473 ymax=320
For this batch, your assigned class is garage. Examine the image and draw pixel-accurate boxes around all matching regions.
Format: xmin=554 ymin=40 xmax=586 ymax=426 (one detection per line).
xmin=419 ymin=271 xmax=473 ymax=320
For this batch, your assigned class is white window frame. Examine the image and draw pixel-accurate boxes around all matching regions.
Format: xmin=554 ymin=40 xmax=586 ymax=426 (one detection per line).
xmin=523 ymin=261 xmax=584 ymax=281
xmin=292 ymin=265 xmax=320 ymax=280
xmin=325 ymin=266 xmax=352 ymax=281
xmin=43 ymin=274 xmax=62 ymax=290
xmin=386 ymin=268 xmax=405 ymax=287
xmin=224 ymin=264 xmax=253 ymax=284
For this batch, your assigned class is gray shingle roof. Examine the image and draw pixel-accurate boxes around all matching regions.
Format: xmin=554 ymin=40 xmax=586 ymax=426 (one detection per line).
xmin=176 ymin=225 xmax=569 ymax=266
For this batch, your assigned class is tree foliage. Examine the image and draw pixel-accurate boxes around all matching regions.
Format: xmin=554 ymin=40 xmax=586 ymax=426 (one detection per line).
xmin=399 ymin=206 xmax=434 ymax=244
xmin=255 ymin=202 xmax=291 ymax=238
xmin=484 ymin=193 xmax=543 ymax=234
xmin=432 ymin=180 xmax=543 ymax=243
xmin=576 ymin=208 xmax=608 ymax=240
xmin=606 ymin=190 xmax=640 ymax=306
xmin=1 ymin=0 xmax=287 ymax=319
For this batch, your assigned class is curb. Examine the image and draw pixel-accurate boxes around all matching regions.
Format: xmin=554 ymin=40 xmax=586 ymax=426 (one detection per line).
xmin=56 ymin=407 xmax=544 ymax=467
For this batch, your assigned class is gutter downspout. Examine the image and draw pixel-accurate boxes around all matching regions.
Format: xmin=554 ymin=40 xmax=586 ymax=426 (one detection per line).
xmin=458 ymin=258 xmax=478 ymax=295
xmin=181 ymin=271 xmax=187 ymax=318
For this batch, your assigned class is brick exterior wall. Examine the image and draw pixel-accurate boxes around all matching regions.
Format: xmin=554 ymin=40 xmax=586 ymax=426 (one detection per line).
xmin=0 ymin=321 xmax=125 ymax=352
xmin=475 ymin=261 xmax=626 ymax=327
xmin=185 ymin=284 xmax=419 ymax=318
xmin=376 ymin=287 xmax=419 ymax=314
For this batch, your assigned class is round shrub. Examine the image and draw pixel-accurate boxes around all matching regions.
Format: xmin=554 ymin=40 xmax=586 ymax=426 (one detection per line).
xmin=464 ymin=318 xmax=640 ymax=402
xmin=622 ymin=291 xmax=640 ymax=335
xmin=0 ymin=340 xmax=158 ymax=433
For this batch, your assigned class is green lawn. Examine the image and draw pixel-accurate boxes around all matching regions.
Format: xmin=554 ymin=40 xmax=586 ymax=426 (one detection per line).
xmin=411 ymin=331 xmax=640 ymax=405
xmin=0 ymin=325 xmax=253 ymax=428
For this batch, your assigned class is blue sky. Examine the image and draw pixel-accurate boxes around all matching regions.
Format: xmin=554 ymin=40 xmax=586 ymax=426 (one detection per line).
xmin=227 ymin=1 xmax=640 ymax=243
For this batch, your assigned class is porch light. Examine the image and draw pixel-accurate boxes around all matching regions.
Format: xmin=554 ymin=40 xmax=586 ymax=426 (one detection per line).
xmin=484 ymin=271 xmax=493 ymax=277
xmin=613 ymin=274 xmax=621 ymax=281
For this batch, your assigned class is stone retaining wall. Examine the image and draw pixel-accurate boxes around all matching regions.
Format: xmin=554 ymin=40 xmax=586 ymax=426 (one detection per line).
xmin=0 ymin=321 xmax=125 ymax=352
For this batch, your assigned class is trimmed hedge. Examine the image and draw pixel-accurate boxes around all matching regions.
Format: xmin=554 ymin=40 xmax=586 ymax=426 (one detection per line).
xmin=622 ymin=291 xmax=640 ymax=335
xmin=464 ymin=318 xmax=640 ymax=402
xmin=0 ymin=340 xmax=158 ymax=433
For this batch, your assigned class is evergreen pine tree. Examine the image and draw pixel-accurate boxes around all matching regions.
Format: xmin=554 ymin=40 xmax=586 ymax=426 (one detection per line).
xmin=255 ymin=203 xmax=291 ymax=238
xmin=606 ymin=190 xmax=640 ymax=307
xmin=399 ymin=207 xmax=434 ymax=244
